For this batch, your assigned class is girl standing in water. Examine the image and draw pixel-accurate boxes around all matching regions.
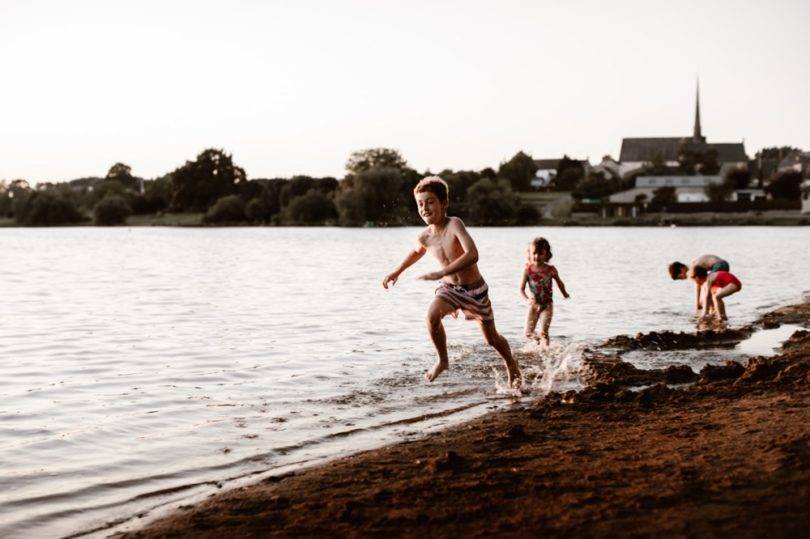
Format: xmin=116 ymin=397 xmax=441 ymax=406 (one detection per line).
xmin=520 ymin=237 xmax=569 ymax=348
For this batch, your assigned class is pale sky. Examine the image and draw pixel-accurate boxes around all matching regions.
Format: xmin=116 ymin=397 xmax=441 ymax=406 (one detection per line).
xmin=1 ymin=0 xmax=808 ymax=183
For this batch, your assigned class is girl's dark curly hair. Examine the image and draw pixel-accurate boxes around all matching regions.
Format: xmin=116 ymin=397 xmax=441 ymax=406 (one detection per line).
xmin=529 ymin=237 xmax=552 ymax=262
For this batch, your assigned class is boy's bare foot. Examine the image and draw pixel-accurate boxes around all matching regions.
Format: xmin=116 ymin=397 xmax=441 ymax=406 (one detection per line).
xmin=425 ymin=360 xmax=448 ymax=382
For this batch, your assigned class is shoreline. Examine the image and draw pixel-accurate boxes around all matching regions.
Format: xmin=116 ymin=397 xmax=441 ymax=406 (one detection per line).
xmin=1 ymin=210 xmax=809 ymax=228
xmin=119 ymin=299 xmax=810 ymax=537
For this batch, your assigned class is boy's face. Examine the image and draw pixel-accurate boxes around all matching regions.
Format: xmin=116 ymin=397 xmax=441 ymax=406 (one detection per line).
xmin=677 ymin=267 xmax=688 ymax=279
xmin=415 ymin=191 xmax=448 ymax=225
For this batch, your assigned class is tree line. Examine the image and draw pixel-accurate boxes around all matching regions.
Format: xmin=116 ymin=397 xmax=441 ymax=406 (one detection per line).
xmin=0 ymin=148 xmax=550 ymax=226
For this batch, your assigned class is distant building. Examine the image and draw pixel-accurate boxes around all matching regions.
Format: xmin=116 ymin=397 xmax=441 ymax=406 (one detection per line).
xmin=778 ymin=151 xmax=810 ymax=176
xmin=802 ymin=180 xmax=810 ymax=214
xmin=609 ymin=175 xmax=723 ymax=204
xmin=531 ymin=159 xmax=560 ymax=189
xmin=531 ymin=157 xmax=590 ymax=190
xmin=618 ymin=81 xmax=748 ymax=177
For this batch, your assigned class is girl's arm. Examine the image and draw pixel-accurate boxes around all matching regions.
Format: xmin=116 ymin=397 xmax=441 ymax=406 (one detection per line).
xmin=519 ymin=268 xmax=530 ymax=301
xmin=553 ymin=268 xmax=570 ymax=298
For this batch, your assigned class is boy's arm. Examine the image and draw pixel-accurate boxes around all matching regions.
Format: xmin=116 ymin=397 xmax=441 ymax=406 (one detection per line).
xmin=695 ymin=280 xmax=703 ymax=310
xmin=553 ymin=268 xmax=570 ymax=298
xmin=519 ymin=268 xmax=530 ymax=301
xmin=418 ymin=219 xmax=479 ymax=280
xmin=382 ymin=241 xmax=427 ymax=289
xmin=699 ymin=276 xmax=715 ymax=317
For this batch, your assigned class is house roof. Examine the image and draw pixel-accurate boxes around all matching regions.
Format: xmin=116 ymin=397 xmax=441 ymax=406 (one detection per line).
xmin=533 ymin=159 xmax=561 ymax=170
xmin=619 ymin=137 xmax=747 ymax=163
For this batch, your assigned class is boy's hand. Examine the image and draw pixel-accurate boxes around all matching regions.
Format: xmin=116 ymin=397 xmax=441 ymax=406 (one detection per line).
xmin=418 ymin=271 xmax=444 ymax=281
xmin=563 ymin=292 xmax=570 ymax=299
xmin=382 ymin=272 xmax=399 ymax=289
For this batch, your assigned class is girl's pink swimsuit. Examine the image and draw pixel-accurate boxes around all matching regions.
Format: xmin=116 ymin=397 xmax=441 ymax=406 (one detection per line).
xmin=711 ymin=270 xmax=742 ymax=289
xmin=526 ymin=263 xmax=557 ymax=310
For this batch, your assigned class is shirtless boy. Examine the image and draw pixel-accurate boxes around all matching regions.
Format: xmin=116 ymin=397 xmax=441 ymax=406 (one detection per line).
xmin=668 ymin=254 xmax=730 ymax=311
xmin=382 ymin=176 xmax=521 ymax=387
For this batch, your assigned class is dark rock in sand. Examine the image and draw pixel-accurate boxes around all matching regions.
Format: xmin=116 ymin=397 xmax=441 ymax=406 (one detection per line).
xmin=427 ymin=450 xmax=463 ymax=473
xmin=603 ymin=328 xmax=750 ymax=351
xmin=664 ymin=365 xmax=699 ymax=384
xmin=699 ymin=361 xmax=745 ymax=383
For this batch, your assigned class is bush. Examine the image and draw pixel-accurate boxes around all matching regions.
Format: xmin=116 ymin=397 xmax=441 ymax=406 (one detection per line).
xmin=766 ymin=170 xmax=803 ymax=200
xmin=94 ymin=195 xmax=132 ymax=225
xmin=204 ymin=195 xmax=246 ymax=224
xmin=284 ymin=190 xmax=337 ymax=224
xmin=336 ymin=188 xmax=366 ymax=226
xmin=515 ymin=204 xmax=540 ymax=225
xmin=466 ymin=178 xmax=518 ymax=225
xmin=245 ymin=197 xmax=271 ymax=223
xmin=16 ymin=190 xmax=84 ymax=225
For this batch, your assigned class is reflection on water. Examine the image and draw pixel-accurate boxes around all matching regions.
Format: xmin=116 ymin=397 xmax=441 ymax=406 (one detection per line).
xmin=0 ymin=226 xmax=807 ymax=537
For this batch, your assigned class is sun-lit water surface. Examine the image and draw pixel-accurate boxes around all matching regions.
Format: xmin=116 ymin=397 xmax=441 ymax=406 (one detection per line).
xmin=0 ymin=226 xmax=808 ymax=537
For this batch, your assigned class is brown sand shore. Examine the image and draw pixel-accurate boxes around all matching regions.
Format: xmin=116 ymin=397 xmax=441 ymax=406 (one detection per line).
xmin=122 ymin=301 xmax=810 ymax=538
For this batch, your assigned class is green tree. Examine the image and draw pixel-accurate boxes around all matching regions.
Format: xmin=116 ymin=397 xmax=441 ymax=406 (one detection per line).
xmin=245 ymin=197 xmax=271 ymax=223
xmin=105 ymin=162 xmax=140 ymax=190
xmin=204 ymin=194 xmax=246 ymax=223
xmin=515 ymin=204 xmax=540 ymax=225
xmin=704 ymin=182 xmax=732 ymax=203
xmin=651 ymin=186 xmax=677 ymax=206
xmin=345 ymin=148 xmax=408 ymax=175
xmin=343 ymin=167 xmax=405 ymax=224
xmin=16 ymin=188 xmax=84 ymax=225
xmin=698 ymin=148 xmax=720 ymax=175
xmin=724 ymin=167 xmax=751 ymax=190
xmin=335 ymin=188 xmax=366 ymax=225
xmin=553 ymin=156 xmax=584 ymax=191
xmin=170 ymin=149 xmax=246 ymax=212
xmin=94 ymin=194 xmax=132 ymax=225
xmin=572 ymin=172 xmax=624 ymax=200
xmin=755 ymin=146 xmax=801 ymax=160
xmin=284 ymin=190 xmax=338 ymax=224
xmin=441 ymin=169 xmax=483 ymax=203
xmin=498 ymin=151 xmax=537 ymax=192
xmin=765 ymin=170 xmax=803 ymax=200
xmin=466 ymin=178 xmax=518 ymax=225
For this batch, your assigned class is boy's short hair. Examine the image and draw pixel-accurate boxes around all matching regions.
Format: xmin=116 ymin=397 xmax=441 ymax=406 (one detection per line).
xmin=414 ymin=176 xmax=449 ymax=204
xmin=668 ymin=261 xmax=687 ymax=280
xmin=692 ymin=266 xmax=708 ymax=278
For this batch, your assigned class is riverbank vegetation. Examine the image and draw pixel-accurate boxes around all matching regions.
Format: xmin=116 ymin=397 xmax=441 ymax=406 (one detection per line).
xmin=0 ymin=146 xmax=806 ymax=227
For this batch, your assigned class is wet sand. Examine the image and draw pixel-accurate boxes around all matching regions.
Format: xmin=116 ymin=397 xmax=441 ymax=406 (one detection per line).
xmin=122 ymin=300 xmax=810 ymax=537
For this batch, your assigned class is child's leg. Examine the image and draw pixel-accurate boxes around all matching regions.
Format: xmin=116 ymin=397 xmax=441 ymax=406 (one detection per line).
xmin=479 ymin=320 xmax=521 ymax=388
xmin=524 ymin=302 xmax=540 ymax=339
xmin=711 ymin=284 xmax=740 ymax=320
xmin=424 ymin=297 xmax=457 ymax=382
xmin=537 ymin=304 xmax=554 ymax=348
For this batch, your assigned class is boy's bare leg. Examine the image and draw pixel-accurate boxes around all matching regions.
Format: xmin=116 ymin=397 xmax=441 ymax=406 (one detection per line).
xmin=538 ymin=304 xmax=553 ymax=349
xmin=524 ymin=301 xmax=540 ymax=340
xmin=479 ymin=320 xmax=521 ymax=388
xmin=424 ymin=297 xmax=457 ymax=382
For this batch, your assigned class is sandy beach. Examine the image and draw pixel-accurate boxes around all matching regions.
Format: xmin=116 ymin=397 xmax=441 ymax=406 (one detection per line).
xmin=121 ymin=299 xmax=810 ymax=538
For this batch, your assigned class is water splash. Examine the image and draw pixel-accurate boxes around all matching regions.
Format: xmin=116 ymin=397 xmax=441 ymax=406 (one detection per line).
xmin=519 ymin=339 xmax=586 ymax=393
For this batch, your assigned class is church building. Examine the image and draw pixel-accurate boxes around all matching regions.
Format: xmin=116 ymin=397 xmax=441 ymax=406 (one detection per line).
xmin=618 ymin=83 xmax=748 ymax=177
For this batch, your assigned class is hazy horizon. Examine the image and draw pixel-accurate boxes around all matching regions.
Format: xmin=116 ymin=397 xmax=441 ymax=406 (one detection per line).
xmin=2 ymin=0 xmax=809 ymax=184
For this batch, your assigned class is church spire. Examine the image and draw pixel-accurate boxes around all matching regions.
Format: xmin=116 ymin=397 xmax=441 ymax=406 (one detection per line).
xmin=693 ymin=78 xmax=704 ymax=142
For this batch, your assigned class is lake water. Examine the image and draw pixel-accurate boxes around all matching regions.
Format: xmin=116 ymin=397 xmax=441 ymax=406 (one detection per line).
xmin=1 ymin=226 xmax=808 ymax=537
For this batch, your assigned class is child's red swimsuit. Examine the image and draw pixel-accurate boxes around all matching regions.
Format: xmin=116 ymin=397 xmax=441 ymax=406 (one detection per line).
xmin=711 ymin=270 xmax=742 ymax=289
xmin=526 ymin=263 xmax=557 ymax=311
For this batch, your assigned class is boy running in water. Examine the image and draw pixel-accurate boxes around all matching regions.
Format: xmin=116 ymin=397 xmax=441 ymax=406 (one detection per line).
xmin=382 ymin=176 xmax=521 ymax=387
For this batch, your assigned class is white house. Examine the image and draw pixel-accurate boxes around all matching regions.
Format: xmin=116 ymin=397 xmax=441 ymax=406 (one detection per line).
xmin=609 ymin=175 xmax=723 ymax=204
